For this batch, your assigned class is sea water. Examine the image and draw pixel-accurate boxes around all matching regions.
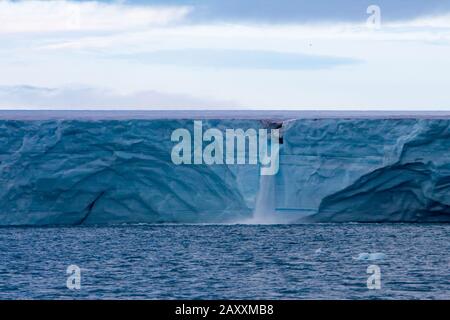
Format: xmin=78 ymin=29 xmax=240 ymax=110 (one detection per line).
xmin=0 ymin=223 xmax=448 ymax=299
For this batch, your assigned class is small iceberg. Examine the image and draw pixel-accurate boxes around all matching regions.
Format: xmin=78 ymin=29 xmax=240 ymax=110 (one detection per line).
xmin=354 ymin=252 xmax=386 ymax=261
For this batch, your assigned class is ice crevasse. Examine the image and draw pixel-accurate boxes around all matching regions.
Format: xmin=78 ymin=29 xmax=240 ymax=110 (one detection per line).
xmin=0 ymin=117 xmax=449 ymax=225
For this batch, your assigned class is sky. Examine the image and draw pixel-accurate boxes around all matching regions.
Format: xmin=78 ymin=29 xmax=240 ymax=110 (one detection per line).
xmin=0 ymin=0 xmax=450 ymax=109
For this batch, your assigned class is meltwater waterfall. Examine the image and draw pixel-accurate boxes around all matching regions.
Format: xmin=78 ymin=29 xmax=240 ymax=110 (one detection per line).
xmin=250 ymin=173 xmax=278 ymax=224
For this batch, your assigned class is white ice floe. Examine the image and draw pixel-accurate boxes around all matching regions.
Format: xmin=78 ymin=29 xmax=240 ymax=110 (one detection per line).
xmin=354 ymin=252 xmax=386 ymax=261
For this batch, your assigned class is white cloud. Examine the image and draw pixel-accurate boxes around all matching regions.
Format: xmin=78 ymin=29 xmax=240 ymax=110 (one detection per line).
xmin=389 ymin=13 xmax=450 ymax=29
xmin=0 ymin=85 xmax=237 ymax=109
xmin=0 ymin=2 xmax=449 ymax=109
xmin=38 ymin=20 xmax=450 ymax=54
xmin=0 ymin=0 xmax=191 ymax=33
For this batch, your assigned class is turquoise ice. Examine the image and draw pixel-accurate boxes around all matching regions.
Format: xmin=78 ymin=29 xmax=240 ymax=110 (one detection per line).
xmin=1 ymin=116 xmax=449 ymax=225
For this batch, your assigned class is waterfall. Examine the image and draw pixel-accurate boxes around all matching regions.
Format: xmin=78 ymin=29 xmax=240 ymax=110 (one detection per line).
xmin=248 ymin=173 xmax=279 ymax=224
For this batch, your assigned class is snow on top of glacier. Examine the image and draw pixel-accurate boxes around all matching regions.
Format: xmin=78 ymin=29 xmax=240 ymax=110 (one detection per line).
xmin=1 ymin=110 xmax=450 ymax=121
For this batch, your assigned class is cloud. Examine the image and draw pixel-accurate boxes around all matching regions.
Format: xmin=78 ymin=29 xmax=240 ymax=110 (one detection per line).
xmin=0 ymin=0 xmax=191 ymax=33
xmin=1 ymin=1 xmax=449 ymax=110
xmin=94 ymin=0 xmax=450 ymax=23
xmin=390 ymin=13 xmax=450 ymax=28
xmin=116 ymin=49 xmax=360 ymax=70
xmin=3 ymin=0 xmax=450 ymax=36
xmin=0 ymin=85 xmax=237 ymax=109
xmin=39 ymin=17 xmax=450 ymax=54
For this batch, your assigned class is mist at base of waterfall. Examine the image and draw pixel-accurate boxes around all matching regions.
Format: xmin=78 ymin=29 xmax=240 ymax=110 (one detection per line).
xmin=241 ymin=174 xmax=288 ymax=225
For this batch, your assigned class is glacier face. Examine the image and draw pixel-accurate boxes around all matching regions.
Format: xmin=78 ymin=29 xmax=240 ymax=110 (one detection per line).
xmin=0 ymin=117 xmax=449 ymax=225
xmin=280 ymin=119 xmax=450 ymax=222
xmin=0 ymin=119 xmax=260 ymax=225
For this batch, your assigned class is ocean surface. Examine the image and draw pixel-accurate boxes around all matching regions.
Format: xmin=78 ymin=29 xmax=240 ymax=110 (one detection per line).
xmin=0 ymin=224 xmax=448 ymax=300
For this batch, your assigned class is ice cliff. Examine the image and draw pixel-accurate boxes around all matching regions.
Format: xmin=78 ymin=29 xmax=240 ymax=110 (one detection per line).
xmin=0 ymin=117 xmax=449 ymax=225
xmin=280 ymin=119 xmax=450 ymax=223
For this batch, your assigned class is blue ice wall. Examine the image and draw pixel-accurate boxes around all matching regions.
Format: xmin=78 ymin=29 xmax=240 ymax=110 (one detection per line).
xmin=0 ymin=119 xmax=261 ymax=225
xmin=0 ymin=118 xmax=449 ymax=225
xmin=279 ymin=119 xmax=450 ymax=222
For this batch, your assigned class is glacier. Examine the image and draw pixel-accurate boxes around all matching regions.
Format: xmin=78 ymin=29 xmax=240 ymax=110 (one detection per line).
xmin=1 ymin=114 xmax=450 ymax=225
